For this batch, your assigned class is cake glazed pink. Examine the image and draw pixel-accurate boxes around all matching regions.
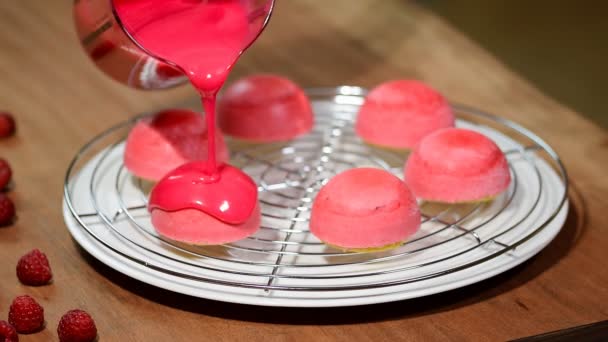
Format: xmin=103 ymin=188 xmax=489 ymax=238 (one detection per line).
xmin=310 ymin=168 xmax=421 ymax=251
xmin=218 ymin=74 xmax=314 ymax=142
xmin=356 ymin=80 xmax=455 ymax=149
xmin=404 ymin=128 xmax=512 ymax=203
xmin=124 ymin=109 xmax=230 ymax=181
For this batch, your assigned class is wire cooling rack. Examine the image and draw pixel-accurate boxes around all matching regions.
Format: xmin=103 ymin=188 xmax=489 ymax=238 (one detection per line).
xmin=63 ymin=86 xmax=568 ymax=305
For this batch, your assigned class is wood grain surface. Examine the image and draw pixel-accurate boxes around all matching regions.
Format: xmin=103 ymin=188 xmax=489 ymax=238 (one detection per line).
xmin=1 ymin=1 xmax=607 ymax=341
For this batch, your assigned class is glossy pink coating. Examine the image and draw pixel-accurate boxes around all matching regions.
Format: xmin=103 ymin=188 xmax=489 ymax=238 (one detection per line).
xmin=218 ymin=74 xmax=314 ymax=142
xmin=124 ymin=109 xmax=229 ymax=181
xmin=113 ymin=0 xmax=253 ymax=92
xmin=355 ymin=80 xmax=455 ymax=149
xmin=149 ymin=162 xmax=258 ymax=225
xmin=310 ymin=168 xmax=421 ymax=249
xmin=404 ymin=128 xmax=512 ymax=203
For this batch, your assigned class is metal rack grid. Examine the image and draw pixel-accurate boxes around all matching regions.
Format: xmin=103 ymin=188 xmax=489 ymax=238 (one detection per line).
xmin=63 ymin=86 xmax=568 ymax=293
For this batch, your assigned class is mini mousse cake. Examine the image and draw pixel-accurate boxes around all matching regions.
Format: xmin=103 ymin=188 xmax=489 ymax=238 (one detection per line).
xmin=147 ymin=161 xmax=261 ymax=245
xmin=355 ymin=80 xmax=454 ymax=149
xmin=124 ymin=109 xmax=229 ymax=181
xmin=310 ymin=168 xmax=421 ymax=252
xmin=218 ymin=74 xmax=314 ymax=142
xmin=150 ymin=205 xmax=261 ymax=245
xmin=404 ymin=128 xmax=511 ymax=203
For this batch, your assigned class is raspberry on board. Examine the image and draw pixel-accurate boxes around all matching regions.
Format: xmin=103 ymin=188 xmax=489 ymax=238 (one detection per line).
xmin=0 ymin=193 xmax=15 ymax=226
xmin=0 ymin=320 xmax=19 ymax=342
xmin=57 ymin=310 xmax=97 ymax=342
xmin=16 ymin=249 xmax=53 ymax=286
xmin=0 ymin=158 xmax=12 ymax=190
xmin=8 ymin=295 xmax=45 ymax=334
xmin=0 ymin=112 xmax=16 ymax=138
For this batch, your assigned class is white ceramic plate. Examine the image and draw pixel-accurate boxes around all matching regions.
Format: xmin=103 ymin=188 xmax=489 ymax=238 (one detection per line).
xmin=63 ymin=87 xmax=568 ymax=307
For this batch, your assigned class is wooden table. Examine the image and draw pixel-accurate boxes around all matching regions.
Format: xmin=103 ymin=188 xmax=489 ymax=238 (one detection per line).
xmin=1 ymin=1 xmax=607 ymax=341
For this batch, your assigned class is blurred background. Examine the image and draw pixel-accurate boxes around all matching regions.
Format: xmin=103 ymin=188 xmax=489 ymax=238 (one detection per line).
xmin=421 ymin=0 xmax=608 ymax=128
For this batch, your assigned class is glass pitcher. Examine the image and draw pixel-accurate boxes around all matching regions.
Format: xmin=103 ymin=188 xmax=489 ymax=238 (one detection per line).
xmin=73 ymin=0 xmax=274 ymax=90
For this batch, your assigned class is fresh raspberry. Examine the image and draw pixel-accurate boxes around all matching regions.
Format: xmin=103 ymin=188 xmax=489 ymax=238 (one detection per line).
xmin=8 ymin=295 xmax=45 ymax=334
xmin=0 ymin=158 xmax=12 ymax=190
xmin=16 ymin=249 xmax=53 ymax=286
xmin=0 ymin=193 xmax=15 ymax=226
xmin=0 ymin=112 xmax=16 ymax=138
xmin=0 ymin=320 xmax=19 ymax=342
xmin=57 ymin=310 xmax=97 ymax=342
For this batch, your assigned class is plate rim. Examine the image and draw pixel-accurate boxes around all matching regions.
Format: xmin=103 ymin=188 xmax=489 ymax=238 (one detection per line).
xmin=62 ymin=199 xmax=569 ymax=307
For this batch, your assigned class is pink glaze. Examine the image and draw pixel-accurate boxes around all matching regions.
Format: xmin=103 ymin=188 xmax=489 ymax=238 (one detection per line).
xmin=310 ymin=168 xmax=421 ymax=249
xmin=404 ymin=128 xmax=512 ymax=203
xmin=218 ymin=74 xmax=314 ymax=142
xmin=124 ymin=109 xmax=229 ymax=181
xmin=114 ymin=0 xmax=255 ymax=92
xmin=149 ymin=162 xmax=258 ymax=225
xmin=114 ymin=0 xmax=269 ymax=229
xmin=151 ymin=205 xmax=261 ymax=245
xmin=355 ymin=80 xmax=455 ymax=149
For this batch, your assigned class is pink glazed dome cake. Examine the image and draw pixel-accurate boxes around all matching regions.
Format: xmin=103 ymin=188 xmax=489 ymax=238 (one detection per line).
xmin=124 ymin=109 xmax=229 ymax=181
xmin=218 ymin=74 xmax=314 ymax=142
xmin=404 ymin=128 xmax=512 ymax=203
xmin=355 ymin=80 xmax=455 ymax=149
xmin=310 ymin=168 xmax=421 ymax=252
xmin=148 ymin=162 xmax=261 ymax=245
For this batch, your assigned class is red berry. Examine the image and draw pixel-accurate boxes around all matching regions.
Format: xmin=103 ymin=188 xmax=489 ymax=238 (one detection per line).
xmin=8 ymin=295 xmax=45 ymax=334
xmin=0 ymin=158 xmax=12 ymax=190
xmin=0 ymin=112 xmax=16 ymax=138
xmin=16 ymin=249 xmax=53 ymax=286
xmin=0 ymin=320 xmax=19 ymax=342
xmin=57 ymin=310 xmax=97 ymax=342
xmin=0 ymin=193 xmax=15 ymax=226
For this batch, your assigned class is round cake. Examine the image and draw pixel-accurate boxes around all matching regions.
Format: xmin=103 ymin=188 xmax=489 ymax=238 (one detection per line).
xmin=355 ymin=80 xmax=454 ymax=149
xmin=124 ymin=109 xmax=229 ymax=181
xmin=147 ymin=161 xmax=260 ymax=245
xmin=404 ymin=128 xmax=511 ymax=203
xmin=310 ymin=168 xmax=421 ymax=251
xmin=150 ymin=205 xmax=261 ymax=245
xmin=218 ymin=74 xmax=314 ymax=142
